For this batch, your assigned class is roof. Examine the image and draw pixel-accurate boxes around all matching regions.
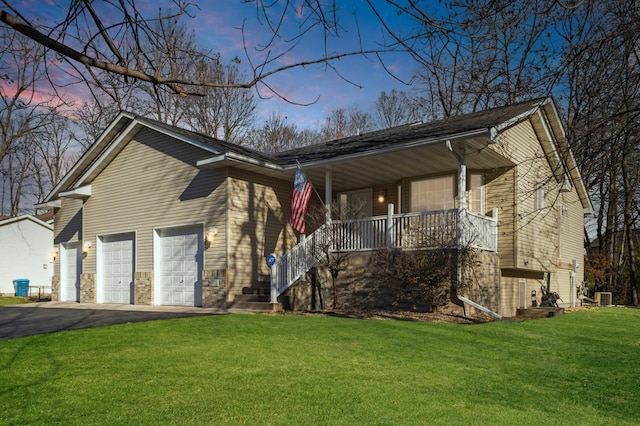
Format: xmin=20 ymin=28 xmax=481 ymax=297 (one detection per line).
xmin=277 ymin=98 xmax=545 ymax=165
xmin=0 ymin=214 xmax=54 ymax=231
xmin=41 ymin=97 xmax=591 ymax=213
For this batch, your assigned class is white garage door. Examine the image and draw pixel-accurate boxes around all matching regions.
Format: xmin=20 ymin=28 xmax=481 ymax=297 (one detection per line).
xmin=61 ymin=242 xmax=81 ymax=302
xmin=158 ymin=227 xmax=202 ymax=306
xmin=102 ymin=234 xmax=134 ymax=304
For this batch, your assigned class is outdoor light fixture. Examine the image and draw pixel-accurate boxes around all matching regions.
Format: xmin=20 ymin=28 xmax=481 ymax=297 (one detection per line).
xmin=377 ymin=190 xmax=386 ymax=203
xmin=83 ymin=240 xmax=92 ymax=257
xmin=205 ymin=227 xmax=218 ymax=249
xmin=52 ymin=247 xmax=59 ymax=261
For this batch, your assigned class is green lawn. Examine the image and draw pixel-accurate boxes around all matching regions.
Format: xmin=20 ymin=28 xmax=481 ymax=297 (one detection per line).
xmin=1 ymin=308 xmax=638 ymax=425
xmin=0 ymin=296 xmax=33 ymax=306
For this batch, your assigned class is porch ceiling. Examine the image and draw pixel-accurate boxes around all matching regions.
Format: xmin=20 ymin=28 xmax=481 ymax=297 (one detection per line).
xmin=301 ymin=136 xmax=515 ymax=192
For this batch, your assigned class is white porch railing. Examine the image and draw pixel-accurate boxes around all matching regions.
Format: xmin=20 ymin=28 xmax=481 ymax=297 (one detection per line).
xmin=270 ymin=208 xmax=498 ymax=302
xmin=270 ymin=223 xmax=331 ymax=303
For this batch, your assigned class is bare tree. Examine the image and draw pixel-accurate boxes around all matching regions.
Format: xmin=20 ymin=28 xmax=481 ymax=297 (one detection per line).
xmin=566 ymin=0 xmax=640 ymax=304
xmin=0 ymin=28 xmax=58 ymax=214
xmin=73 ymin=96 xmax=122 ymax=149
xmin=184 ymin=58 xmax=257 ymax=142
xmin=0 ymin=1 xmax=387 ymax=101
xmin=321 ymin=106 xmax=375 ymax=141
xmin=0 ymin=28 xmax=54 ymax=165
xmin=30 ymin=113 xmax=79 ymax=204
xmin=244 ymin=112 xmax=318 ymax=153
xmin=1 ymin=140 xmax=33 ymax=215
xmin=374 ymin=89 xmax=428 ymax=128
xmin=134 ymin=16 xmax=200 ymax=126
xmin=394 ymin=0 xmax=560 ymax=117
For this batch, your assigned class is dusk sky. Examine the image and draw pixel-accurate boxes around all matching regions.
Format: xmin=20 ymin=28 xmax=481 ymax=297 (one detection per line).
xmin=20 ymin=1 xmax=422 ymax=130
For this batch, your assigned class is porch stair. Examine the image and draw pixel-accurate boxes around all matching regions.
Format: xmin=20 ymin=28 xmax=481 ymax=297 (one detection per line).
xmin=228 ymin=277 xmax=282 ymax=312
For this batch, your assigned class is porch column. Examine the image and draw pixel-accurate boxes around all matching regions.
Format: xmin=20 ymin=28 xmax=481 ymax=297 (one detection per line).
xmin=325 ymin=170 xmax=332 ymax=223
xmin=457 ymin=159 xmax=467 ymax=209
xmin=457 ymin=154 xmax=467 ymax=246
xmin=386 ymin=203 xmax=395 ymax=248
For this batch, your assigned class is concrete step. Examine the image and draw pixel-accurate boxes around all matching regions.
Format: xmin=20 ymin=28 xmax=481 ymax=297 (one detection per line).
xmin=228 ymin=301 xmax=282 ymax=312
xmin=242 ymin=286 xmax=270 ymax=296
xmin=234 ymin=294 xmax=270 ymax=303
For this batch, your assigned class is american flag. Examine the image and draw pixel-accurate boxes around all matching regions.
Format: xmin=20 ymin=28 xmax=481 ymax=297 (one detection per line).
xmin=289 ymin=166 xmax=312 ymax=233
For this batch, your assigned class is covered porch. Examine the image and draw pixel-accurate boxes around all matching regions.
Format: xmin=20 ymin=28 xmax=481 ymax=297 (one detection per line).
xmin=271 ymin=134 xmax=515 ymax=303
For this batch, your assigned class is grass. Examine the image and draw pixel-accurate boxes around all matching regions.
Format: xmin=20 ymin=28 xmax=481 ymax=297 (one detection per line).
xmin=1 ymin=308 xmax=639 ymax=425
xmin=0 ymin=296 xmax=33 ymax=306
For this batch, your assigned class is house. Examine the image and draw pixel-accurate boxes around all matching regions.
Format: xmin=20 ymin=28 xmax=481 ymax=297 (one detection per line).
xmin=0 ymin=214 xmax=54 ymax=296
xmin=38 ymin=97 xmax=591 ymax=317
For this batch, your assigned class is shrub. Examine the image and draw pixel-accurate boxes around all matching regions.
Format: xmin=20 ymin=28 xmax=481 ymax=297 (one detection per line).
xmin=374 ymin=249 xmax=455 ymax=312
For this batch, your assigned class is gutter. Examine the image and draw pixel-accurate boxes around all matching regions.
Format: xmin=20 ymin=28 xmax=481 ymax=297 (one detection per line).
xmin=446 ymin=140 xmax=503 ymax=321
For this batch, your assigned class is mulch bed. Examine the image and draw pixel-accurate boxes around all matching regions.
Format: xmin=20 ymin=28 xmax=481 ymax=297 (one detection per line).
xmin=272 ymin=305 xmax=601 ymax=324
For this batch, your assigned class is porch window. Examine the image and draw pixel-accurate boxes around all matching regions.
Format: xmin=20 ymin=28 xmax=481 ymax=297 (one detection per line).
xmin=410 ymin=176 xmax=455 ymax=212
xmin=410 ymin=174 xmax=485 ymax=213
xmin=339 ymin=189 xmax=373 ymax=219
xmin=467 ymin=173 xmax=485 ymax=213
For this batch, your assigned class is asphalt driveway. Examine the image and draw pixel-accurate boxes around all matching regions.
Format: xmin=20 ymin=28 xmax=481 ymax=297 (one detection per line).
xmin=0 ymin=302 xmax=226 ymax=340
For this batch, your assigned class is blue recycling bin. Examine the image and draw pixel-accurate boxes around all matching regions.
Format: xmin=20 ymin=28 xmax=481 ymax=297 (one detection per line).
xmin=13 ymin=279 xmax=29 ymax=297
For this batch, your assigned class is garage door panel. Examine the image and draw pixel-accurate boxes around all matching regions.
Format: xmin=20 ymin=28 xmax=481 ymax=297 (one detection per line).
xmin=158 ymin=227 xmax=203 ymax=307
xmin=101 ymin=234 xmax=134 ymax=304
xmin=61 ymin=243 xmax=81 ymax=302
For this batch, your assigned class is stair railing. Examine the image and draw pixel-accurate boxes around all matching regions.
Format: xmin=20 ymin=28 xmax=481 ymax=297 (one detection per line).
xmin=270 ymin=223 xmax=330 ymax=303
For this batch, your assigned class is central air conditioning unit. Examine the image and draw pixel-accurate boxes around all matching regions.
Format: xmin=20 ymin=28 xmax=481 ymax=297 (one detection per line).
xmin=594 ymin=292 xmax=613 ymax=306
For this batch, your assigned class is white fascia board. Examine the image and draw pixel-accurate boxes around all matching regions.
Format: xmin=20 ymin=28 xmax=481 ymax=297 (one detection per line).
xmin=536 ymin=102 xmax=593 ymax=214
xmin=285 ymin=128 xmax=490 ymax=171
xmin=34 ymin=200 xmax=62 ymax=209
xmin=59 ymin=184 xmax=92 ymax=198
xmin=196 ymin=154 xmax=228 ymax=167
xmin=44 ymin=112 xmax=135 ymax=202
xmin=536 ymin=110 xmax=565 ymax=177
xmin=197 ymin=152 xmax=284 ymax=171
xmin=140 ymin=120 xmax=222 ymax=155
xmin=73 ymin=120 xmax=141 ymax=188
xmin=493 ymin=101 xmax=545 ymax=134
xmin=74 ymin=118 xmax=224 ymax=190
xmin=543 ymin=99 xmax=566 ymax=141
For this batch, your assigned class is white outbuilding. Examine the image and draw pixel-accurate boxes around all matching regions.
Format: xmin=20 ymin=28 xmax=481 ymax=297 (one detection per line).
xmin=0 ymin=215 xmax=54 ymax=296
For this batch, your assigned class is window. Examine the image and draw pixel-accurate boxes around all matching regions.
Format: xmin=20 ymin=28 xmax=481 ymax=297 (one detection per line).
xmin=535 ymin=182 xmax=544 ymax=211
xmin=339 ymin=189 xmax=372 ymax=219
xmin=410 ymin=176 xmax=455 ymax=212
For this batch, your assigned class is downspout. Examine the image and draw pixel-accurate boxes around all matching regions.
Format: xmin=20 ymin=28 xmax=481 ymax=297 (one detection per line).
xmin=446 ymin=140 xmax=503 ymax=320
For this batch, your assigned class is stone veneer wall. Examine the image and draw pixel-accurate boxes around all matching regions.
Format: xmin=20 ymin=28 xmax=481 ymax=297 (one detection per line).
xmin=80 ymin=273 xmax=96 ymax=303
xmin=288 ymin=250 xmax=502 ymax=314
xmin=202 ymin=269 xmax=227 ymax=308
xmin=51 ymin=275 xmax=60 ymax=302
xmin=134 ymin=271 xmax=153 ymax=305
xmin=463 ymin=251 xmax=501 ymax=313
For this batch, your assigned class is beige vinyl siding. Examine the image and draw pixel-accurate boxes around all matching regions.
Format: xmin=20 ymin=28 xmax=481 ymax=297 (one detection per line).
xmin=52 ymin=197 xmax=83 ymax=281
xmin=227 ymin=168 xmax=297 ymax=298
xmin=490 ymin=118 xmax=587 ymax=311
xmin=83 ymin=127 xmax=227 ymax=274
xmin=485 ymin=167 xmax=516 ymax=269
xmin=494 ymin=121 xmax=562 ymax=273
xmin=372 ymin=183 xmax=399 ymax=216
xmin=54 ymin=197 xmax=83 ymax=245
